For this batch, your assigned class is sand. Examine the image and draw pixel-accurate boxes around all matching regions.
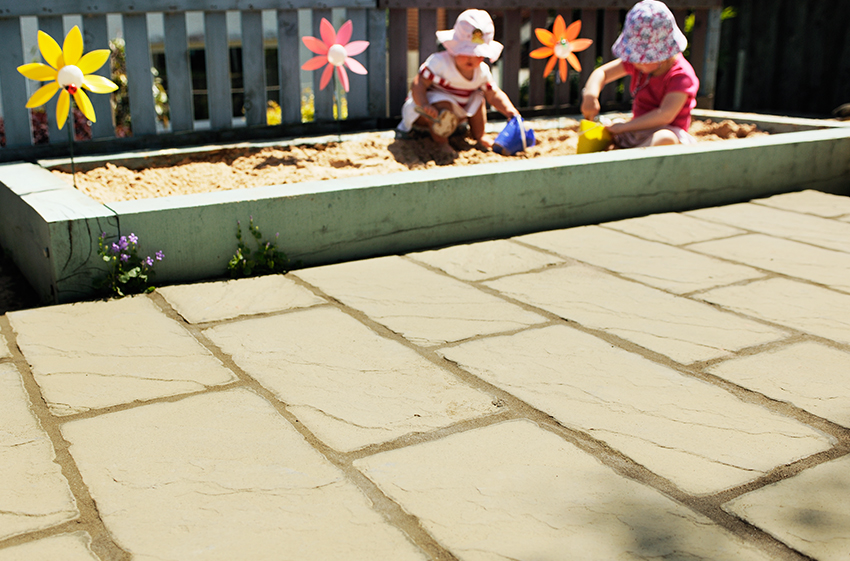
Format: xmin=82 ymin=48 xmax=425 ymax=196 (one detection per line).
xmin=53 ymin=119 xmax=766 ymax=204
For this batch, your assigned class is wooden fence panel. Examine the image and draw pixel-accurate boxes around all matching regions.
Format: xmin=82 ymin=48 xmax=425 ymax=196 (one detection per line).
xmin=204 ymin=11 xmax=233 ymax=129
xmin=345 ymin=8 xmax=370 ymax=120
xmin=388 ymin=8 xmax=408 ymax=116
xmin=241 ymin=10 xmax=267 ymax=127
xmin=82 ymin=14 xmax=114 ymax=139
xmin=366 ymin=8 xmax=388 ymax=118
xmin=528 ymin=9 xmax=547 ymax=108
xmin=312 ymin=8 xmax=334 ymax=122
xmin=0 ymin=17 xmax=31 ymax=148
xmin=501 ymin=8 xmax=522 ymax=105
xmin=277 ymin=9 xmax=301 ymax=125
xmin=123 ymin=13 xmax=157 ymax=136
xmin=418 ymin=8 xmax=437 ymax=66
xmin=163 ymin=12 xmax=194 ymax=132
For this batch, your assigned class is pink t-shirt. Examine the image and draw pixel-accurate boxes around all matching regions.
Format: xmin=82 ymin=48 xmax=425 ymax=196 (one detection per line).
xmin=623 ymin=55 xmax=699 ymax=130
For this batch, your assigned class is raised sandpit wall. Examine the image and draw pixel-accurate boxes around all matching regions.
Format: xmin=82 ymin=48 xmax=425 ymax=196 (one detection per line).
xmin=2 ymin=110 xmax=849 ymax=304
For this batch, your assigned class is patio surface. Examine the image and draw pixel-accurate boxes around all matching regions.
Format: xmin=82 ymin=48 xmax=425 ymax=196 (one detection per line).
xmin=1 ymin=188 xmax=849 ymax=561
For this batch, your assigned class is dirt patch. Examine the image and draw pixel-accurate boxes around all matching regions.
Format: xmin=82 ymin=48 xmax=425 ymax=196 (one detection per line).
xmin=53 ymin=119 xmax=767 ymax=204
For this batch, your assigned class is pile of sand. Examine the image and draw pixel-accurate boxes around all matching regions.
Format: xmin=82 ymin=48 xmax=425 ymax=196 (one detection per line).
xmin=54 ymin=119 xmax=766 ymax=203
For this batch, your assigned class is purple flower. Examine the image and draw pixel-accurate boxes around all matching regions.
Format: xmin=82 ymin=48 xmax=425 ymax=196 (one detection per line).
xmin=118 ymin=236 xmax=129 ymax=251
xmin=111 ymin=242 xmax=120 ymax=253
xmin=155 ymin=250 xmax=164 ymax=261
xmin=120 ymin=253 xmax=130 ymax=262
xmin=143 ymin=256 xmax=154 ymax=267
xmin=128 ymin=233 xmax=138 ymax=244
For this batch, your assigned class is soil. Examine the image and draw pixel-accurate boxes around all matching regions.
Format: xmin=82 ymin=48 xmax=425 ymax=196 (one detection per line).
xmin=52 ymin=119 xmax=767 ymax=204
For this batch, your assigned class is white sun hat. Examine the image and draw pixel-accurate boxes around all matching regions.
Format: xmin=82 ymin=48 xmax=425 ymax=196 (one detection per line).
xmin=436 ymin=9 xmax=504 ymax=62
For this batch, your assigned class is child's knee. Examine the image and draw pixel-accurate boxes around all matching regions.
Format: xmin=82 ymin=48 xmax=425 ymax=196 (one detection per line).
xmin=651 ymin=129 xmax=679 ymax=146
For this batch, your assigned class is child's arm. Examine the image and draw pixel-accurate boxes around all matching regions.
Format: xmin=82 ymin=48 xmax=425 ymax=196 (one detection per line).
xmin=607 ymin=91 xmax=688 ymax=135
xmin=410 ymin=73 xmax=439 ymax=119
xmin=484 ymin=86 xmax=520 ymax=120
xmin=580 ymin=59 xmax=628 ymax=120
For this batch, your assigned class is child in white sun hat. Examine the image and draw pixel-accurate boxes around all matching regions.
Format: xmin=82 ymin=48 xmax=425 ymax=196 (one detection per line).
xmin=397 ymin=9 xmax=521 ymax=150
xmin=581 ymin=0 xmax=699 ymax=148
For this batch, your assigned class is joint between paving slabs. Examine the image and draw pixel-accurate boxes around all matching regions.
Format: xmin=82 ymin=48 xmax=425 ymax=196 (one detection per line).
xmin=0 ymin=315 xmax=131 ymax=560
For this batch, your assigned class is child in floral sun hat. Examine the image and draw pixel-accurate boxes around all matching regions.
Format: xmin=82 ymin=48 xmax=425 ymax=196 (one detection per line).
xmin=397 ymin=9 xmax=521 ymax=151
xmin=580 ymin=0 xmax=699 ymax=148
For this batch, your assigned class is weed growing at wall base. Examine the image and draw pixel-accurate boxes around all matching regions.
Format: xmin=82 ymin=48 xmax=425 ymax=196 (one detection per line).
xmin=97 ymin=233 xmax=164 ymax=297
xmin=228 ymin=217 xmax=291 ymax=278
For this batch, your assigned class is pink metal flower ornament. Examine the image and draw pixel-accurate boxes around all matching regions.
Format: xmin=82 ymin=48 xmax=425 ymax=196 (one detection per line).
xmin=301 ymin=19 xmax=369 ymax=92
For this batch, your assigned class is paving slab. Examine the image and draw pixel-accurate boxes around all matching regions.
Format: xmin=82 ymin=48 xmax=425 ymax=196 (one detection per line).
xmin=158 ymin=275 xmax=326 ymax=324
xmin=686 ymin=203 xmax=850 ymax=254
xmin=0 ymin=532 xmax=100 ymax=561
xmin=440 ymin=325 xmax=832 ymax=495
xmin=407 ymin=239 xmax=565 ymax=281
xmin=689 ymin=234 xmax=850 ymax=292
xmin=293 ymin=256 xmax=546 ymax=347
xmin=485 ymin=264 xmax=785 ymax=364
xmin=724 ymin=454 xmax=850 ymax=561
xmin=699 ymin=278 xmax=850 ymax=345
xmin=61 ymin=388 xmax=427 ymax=561
xmin=707 ymin=342 xmax=850 ymax=428
xmin=603 ymin=211 xmax=747 ymax=245
xmin=517 ymin=225 xmax=763 ymax=293
xmin=754 ymin=189 xmax=850 ymax=218
xmin=8 ymin=297 xmax=237 ymax=416
xmin=205 ymin=307 xmax=498 ymax=452
xmin=356 ymin=419 xmax=775 ymax=561
xmin=0 ymin=364 xmax=78 ymax=541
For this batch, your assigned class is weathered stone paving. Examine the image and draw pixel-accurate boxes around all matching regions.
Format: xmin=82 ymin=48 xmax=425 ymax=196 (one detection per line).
xmin=1 ymin=189 xmax=848 ymax=560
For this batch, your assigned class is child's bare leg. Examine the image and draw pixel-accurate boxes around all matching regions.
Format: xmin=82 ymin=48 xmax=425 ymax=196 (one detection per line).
xmin=469 ymin=104 xmax=492 ymax=149
xmin=635 ymin=128 xmax=679 ymax=147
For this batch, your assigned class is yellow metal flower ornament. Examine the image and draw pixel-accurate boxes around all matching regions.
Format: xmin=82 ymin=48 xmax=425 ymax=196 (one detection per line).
xmin=17 ymin=26 xmax=118 ymax=129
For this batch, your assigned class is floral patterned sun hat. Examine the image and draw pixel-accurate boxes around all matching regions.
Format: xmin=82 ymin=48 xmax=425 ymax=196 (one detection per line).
xmin=436 ymin=9 xmax=504 ymax=62
xmin=612 ymin=0 xmax=688 ymax=64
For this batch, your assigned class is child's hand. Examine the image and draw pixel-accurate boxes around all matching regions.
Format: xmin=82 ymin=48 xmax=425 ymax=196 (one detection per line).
xmin=581 ymin=93 xmax=600 ymax=121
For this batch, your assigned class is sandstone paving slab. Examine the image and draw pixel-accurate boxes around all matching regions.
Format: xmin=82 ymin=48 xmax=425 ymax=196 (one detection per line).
xmin=699 ymin=278 xmax=850 ymax=345
xmin=0 ymin=532 xmax=101 ymax=561
xmin=603 ymin=212 xmax=747 ymax=245
xmin=485 ymin=265 xmax=785 ymax=364
xmin=205 ymin=307 xmax=497 ymax=452
xmin=754 ymin=190 xmax=850 ymax=218
xmin=724 ymin=454 xmax=850 ymax=561
xmin=0 ymin=364 xmax=78 ymax=541
xmin=689 ymin=234 xmax=850 ymax=292
xmin=439 ymin=326 xmax=832 ymax=495
xmin=7 ymin=297 xmax=237 ymax=416
xmin=708 ymin=342 xmax=850 ymax=428
xmin=293 ymin=256 xmax=546 ymax=347
xmin=408 ymin=239 xmax=564 ymax=281
xmin=356 ymin=419 xmax=775 ymax=561
xmin=60 ymin=388 xmax=428 ymax=561
xmin=686 ymin=203 xmax=850 ymax=254
xmin=158 ymin=275 xmax=325 ymax=324
xmin=517 ymin=226 xmax=762 ymax=293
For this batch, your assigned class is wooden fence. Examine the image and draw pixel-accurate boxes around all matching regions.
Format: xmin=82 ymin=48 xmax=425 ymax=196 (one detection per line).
xmin=0 ymin=0 xmax=722 ymax=162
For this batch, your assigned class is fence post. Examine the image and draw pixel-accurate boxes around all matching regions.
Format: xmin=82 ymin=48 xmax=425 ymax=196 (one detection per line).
xmin=0 ymin=17 xmax=32 ymax=148
xmin=164 ymin=12 xmax=194 ymax=132
xmin=388 ymin=8 xmax=407 ymax=117
xmin=83 ymin=14 xmax=115 ymax=139
xmin=367 ymin=8 xmax=388 ymax=118
xmin=123 ymin=13 xmax=158 ymax=136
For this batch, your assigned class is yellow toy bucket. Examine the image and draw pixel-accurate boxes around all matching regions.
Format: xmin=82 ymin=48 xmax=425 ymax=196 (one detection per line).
xmin=576 ymin=119 xmax=613 ymax=154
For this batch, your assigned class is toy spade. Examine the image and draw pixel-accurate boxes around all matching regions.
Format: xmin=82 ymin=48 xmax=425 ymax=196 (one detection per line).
xmin=415 ymin=106 xmax=459 ymax=138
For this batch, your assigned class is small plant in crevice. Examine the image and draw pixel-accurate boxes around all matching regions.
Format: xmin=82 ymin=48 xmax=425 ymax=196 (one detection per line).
xmin=227 ymin=217 xmax=291 ymax=278
xmin=96 ymin=232 xmax=164 ymax=297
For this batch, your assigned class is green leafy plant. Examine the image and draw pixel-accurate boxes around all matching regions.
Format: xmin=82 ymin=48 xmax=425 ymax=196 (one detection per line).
xmin=97 ymin=232 xmax=164 ymax=297
xmin=227 ymin=217 xmax=291 ymax=278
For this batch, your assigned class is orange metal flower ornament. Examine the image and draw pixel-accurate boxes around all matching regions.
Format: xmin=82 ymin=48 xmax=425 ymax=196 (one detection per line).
xmin=530 ymin=15 xmax=593 ymax=82
xmin=17 ymin=26 xmax=118 ymax=129
xmin=301 ymin=19 xmax=369 ymax=92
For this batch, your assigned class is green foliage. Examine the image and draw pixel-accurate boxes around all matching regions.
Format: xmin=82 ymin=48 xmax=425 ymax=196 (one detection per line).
xmin=96 ymin=233 xmax=164 ymax=297
xmin=227 ymin=218 xmax=291 ymax=278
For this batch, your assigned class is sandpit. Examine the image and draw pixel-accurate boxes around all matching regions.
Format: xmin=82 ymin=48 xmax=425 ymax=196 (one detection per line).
xmin=52 ymin=119 xmax=766 ymax=204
